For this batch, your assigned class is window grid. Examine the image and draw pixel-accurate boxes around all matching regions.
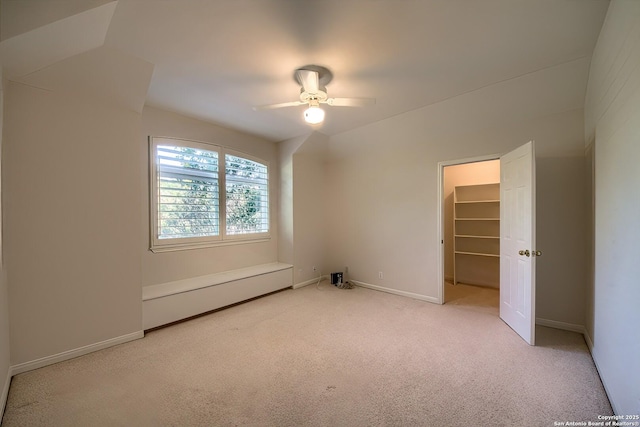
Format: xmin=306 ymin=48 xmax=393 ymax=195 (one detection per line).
xmin=150 ymin=137 xmax=270 ymax=251
xmin=156 ymin=145 xmax=220 ymax=240
xmin=225 ymin=154 xmax=269 ymax=236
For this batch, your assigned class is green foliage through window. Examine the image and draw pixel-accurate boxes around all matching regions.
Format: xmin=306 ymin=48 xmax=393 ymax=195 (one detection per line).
xmin=157 ymin=145 xmax=220 ymax=239
xmin=225 ymin=154 xmax=269 ymax=235
xmin=151 ymin=138 xmax=269 ymax=249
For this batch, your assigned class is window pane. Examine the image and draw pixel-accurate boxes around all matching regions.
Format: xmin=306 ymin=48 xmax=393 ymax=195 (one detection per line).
xmin=157 ymin=145 xmax=219 ymax=239
xmin=225 ymin=154 xmax=269 ymax=235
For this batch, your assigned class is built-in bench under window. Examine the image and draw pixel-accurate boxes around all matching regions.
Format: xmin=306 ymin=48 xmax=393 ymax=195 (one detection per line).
xmin=142 ymin=262 xmax=293 ymax=330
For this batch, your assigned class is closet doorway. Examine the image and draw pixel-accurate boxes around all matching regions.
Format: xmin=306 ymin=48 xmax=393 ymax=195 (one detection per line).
xmin=438 ymin=143 xmax=537 ymax=344
xmin=440 ymin=157 xmax=500 ymax=311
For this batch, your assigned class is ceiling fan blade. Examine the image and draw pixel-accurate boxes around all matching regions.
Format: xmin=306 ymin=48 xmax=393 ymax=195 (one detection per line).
xmin=296 ymin=69 xmax=320 ymax=94
xmin=325 ymin=97 xmax=376 ymax=107
xmin=253 ymin=100 xmax=306 ymax=111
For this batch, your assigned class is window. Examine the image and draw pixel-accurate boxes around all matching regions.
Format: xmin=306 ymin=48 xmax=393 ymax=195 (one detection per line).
xmin=150 ymin=137 xmax=269 ymax=251
xmin=225 ymin=153 xmax=269 ymax=235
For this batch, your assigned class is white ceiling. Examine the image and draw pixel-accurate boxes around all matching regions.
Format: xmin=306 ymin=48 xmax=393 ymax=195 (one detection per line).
xmin=1 ymin=0 xmax=610 ymax=142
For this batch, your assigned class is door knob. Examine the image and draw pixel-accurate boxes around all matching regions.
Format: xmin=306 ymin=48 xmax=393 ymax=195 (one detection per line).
xmin=533 ymin=250 xmax=542 ymax=257
xmin=519 ymin=250 xmax=530 ymax=257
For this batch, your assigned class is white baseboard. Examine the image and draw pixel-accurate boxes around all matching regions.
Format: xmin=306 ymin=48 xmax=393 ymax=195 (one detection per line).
xmin=584 ymin=339 xmax=620 ymax=415
xmin=292 ymin=275 xmax=328 ymax=289
xmin=583 ymin=331 xmax=594 ymax=351
xmin=535 ymin=318 xmax=586 ymax=335
xmin=10 ymin=331 xmax=144 ymax=376
xmin=535 ymin=319 xmax=619 ymax=414
xmin=581 ymin=330 xmax=621 ymax=414
xmin=1 ymin=364 xmax=11 ymax=422
xmin=351 ymin=280 xmax=440 ymax=304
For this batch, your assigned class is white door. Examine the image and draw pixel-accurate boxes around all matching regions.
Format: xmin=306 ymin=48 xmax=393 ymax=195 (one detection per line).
xmin=500 ymin=141 xmax=536 ymax=345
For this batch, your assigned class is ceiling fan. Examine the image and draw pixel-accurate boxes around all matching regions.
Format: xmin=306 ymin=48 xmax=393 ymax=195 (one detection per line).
xmin=253 ymin=65 xmax=375 ymax=124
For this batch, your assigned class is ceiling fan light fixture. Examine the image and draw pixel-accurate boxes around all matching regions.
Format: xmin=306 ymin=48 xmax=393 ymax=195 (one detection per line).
xmin=304 ymin=105 xmax=325 ymax=124
xmin=253 ymin=65 xmax=375 ymax=121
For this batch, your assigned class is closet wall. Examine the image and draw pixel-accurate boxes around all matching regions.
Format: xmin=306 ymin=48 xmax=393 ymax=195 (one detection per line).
xmin=444 ymin=160 xmax=500 ymax=285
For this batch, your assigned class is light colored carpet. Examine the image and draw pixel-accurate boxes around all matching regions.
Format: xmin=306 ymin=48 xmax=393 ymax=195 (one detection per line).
xmin=2 ymin=282 xmax=611 ymax=426
xmin=444 ymin=281 xmax=499 ymax=315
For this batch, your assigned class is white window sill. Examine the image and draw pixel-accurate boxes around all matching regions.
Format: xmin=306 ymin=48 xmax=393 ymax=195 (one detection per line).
xmin=150 ymin=236 xmax=271 ymax=253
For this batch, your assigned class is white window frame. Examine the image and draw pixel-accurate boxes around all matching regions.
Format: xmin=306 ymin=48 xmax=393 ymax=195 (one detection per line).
xmin=149 ymin=137 xmax=270 ymax=252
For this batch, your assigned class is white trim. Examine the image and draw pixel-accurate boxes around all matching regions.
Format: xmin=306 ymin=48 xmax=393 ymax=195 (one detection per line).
xmin=439 ymin=154 xmax=502 ymax=168
xmin=351 ymin=280 xmax=440 ymax=304
xmin=584 ymin=330 xmax=594 ymax=351
xmin=292 ymin=275 xmax=328 ymax=289
xmin=436 ymin=162 xmax=445 ymax=304
xmin=586 ymin=342 xmax=620 ymax=415
xmin=582 ymin=328 xmax=620 ymax=415
xmin=150 ymin=237 xmax=271 ymax=253
xmin=535 ymin=317 xmax=586 ymax=335
xmin=1 ymin=364 xmax=11 ymax=422
xmin=10 ymin=331 xmax=143 ymax=376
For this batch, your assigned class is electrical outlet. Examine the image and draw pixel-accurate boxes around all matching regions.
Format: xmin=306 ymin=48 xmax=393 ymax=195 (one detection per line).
xmin=379 ymin=271 xmax=384 ymax=279
xmin=345 ymin=266 xmax=349 ymax=273
xmin=313 ymin=266 xmax=317 ymax=272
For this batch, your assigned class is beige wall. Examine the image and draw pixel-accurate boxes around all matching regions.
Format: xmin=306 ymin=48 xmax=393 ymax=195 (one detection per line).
xmin=535 ymin=156 xmax=587 ymax=326
xmin=278 ymin=132 xmax=329 ymax=286
xmin=323 ymin=58 xmax=588 ymax=322
xmin=140 ymin=106 xmax=279 ymax=286
xmin=0 ymin=76 xmax=11 ymax=413
xmin=2 ymin=97 xmax=280 ymax=367
xmin=278 ymin=135 xmax=308 ymax=266
xmin=583 ymin=0 xmax=640 ymax=414
xmin=443 ymin=160 xmax=500 ymax=282
xmin=584 ymin=144 xmax=595 ymax=343
xmin=4 ymin=82 xmax=143 ymax=365
xmin=292 ymin=133 xmax=329 ymax=284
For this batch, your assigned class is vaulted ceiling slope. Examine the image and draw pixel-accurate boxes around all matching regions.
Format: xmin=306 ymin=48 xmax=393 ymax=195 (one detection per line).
xmin=1 ymin=0 xmax=610 ymax=142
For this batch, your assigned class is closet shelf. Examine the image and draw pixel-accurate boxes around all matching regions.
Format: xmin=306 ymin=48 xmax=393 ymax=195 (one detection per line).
xmin=455 ymin=200 xmax=500 ymax=204
xmin=453 ymin=182 xmax=500 ymax=286
xmin=455 ymin=251 xmax=499 ymax=258
xmin=454 ymin=217 xmax=500 ymax=221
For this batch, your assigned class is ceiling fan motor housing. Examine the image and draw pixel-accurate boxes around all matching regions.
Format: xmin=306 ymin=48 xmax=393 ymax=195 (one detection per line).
xmin=294 ymin=64 xmax=333 ymax=86
xmin=300 ymin=86 xmax=328 ymax=103
xmin=295 ymin=65 xmax=332 ymax=103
